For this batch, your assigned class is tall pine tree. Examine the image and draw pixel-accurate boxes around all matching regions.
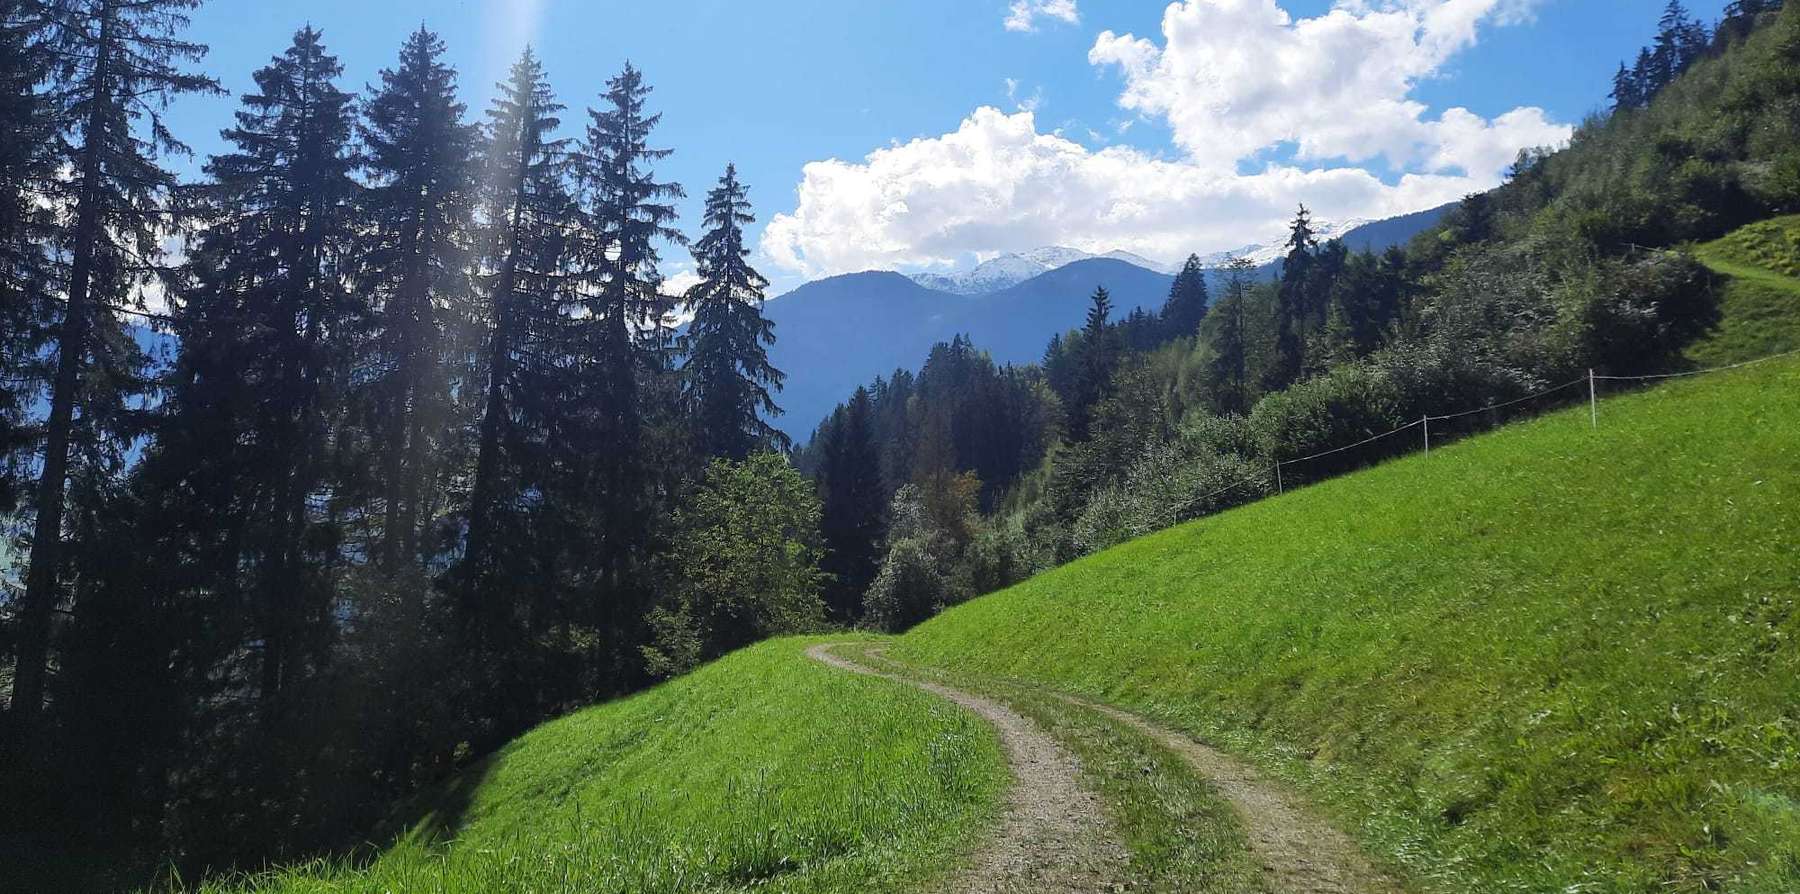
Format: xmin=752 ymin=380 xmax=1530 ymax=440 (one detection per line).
xmin=9 ymin=0 xmax=219 ymax=738
xmin=1160 ymin=253 xmax=1210 ymax=340
xmin=0 ymin=0 xmax=55 ymax=517
xmin=680 ymin=163 xmax=786 ymax=460
xmin=357 ymin=27 xmax=475 ymax=588
xmin=1204 ymin=257 xmax=1255 ymax=415
xmin=565 ymin=62 xmax=684 ymax=686
xmin=818 ymin=386 xmax=885 ymax=623
xmin=163 ymin=21 xmax=359 ymax=716
xmin=1068 ymin=285 xmax=1117 ymax=442
xmin=95 ymin=26 xmax=362 ymax=851
xmin=1264 ymin=203 xmax=1316 ymax=391
xmin=460 ymin=47 xmax=572 ymax=679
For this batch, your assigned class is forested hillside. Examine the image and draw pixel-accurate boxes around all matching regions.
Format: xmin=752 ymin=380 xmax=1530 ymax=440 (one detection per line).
xmin=802 ymin=0 xmax=1800 ymax=634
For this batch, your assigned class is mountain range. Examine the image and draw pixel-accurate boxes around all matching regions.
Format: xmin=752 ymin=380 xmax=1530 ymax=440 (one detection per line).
xmin=908 ymin=247 xmax=1177 ymax=295
xmin=765 ymin=202 xmax=1454 ymax=440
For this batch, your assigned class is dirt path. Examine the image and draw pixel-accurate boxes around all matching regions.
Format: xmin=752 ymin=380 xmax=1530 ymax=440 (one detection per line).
xmin=804 ymin=643 xmax=1127 ymax=893
xmin=1058 ymin=694 xmax=1403 ymax=894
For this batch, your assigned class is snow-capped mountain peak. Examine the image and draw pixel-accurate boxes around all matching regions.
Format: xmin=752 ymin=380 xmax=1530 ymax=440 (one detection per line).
xmin=1197 ymin=217 xmax=1370 ymax=268
xmin=908 ymin=246 xmax=1175 ymax=295
xmin=905 ymin=218 xmax=1371 ymax=296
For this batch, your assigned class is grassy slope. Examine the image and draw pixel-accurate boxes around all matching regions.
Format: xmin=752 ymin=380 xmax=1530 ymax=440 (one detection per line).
xmin=188 ymin=637 xmax=1004 ymax=894
xmin=182 ymin=217 xmax=1800 ymax=894
xmin=899 ymin=355 xmax=1800 ymax=888
xmin=1686 ymin=215 xmax=1800 ymax=366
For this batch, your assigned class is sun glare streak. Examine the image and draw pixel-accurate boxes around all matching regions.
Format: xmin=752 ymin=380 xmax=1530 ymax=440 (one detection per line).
xmin=480 ymin=0 xmax=547 ymax=92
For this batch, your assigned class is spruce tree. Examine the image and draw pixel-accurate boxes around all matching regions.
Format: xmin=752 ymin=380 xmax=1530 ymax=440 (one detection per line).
xmin=1068 ymin=286 xmax=1117 ymax=442
xmin=1651 ymin=2 xmax=1708 ymax=91
xmin=680 ymin=163 xmax=786 ymax=460
xmin=357 ymin=27 xmax=475 ymax=587
xmin=1657 ymin=1 xmax=1709 ymax=75
xmin=460 ymin=47 xmax=572 ymax=666
xmin=0 ymin=0 xmax=54 ymax=517
xmin=153 ymin=25 xmax=361 ymax=723
xmin=1265 ymin=204 xmax=1316 ymax=391
xmin=1160 ymin=253 xmax=1210 ymax=340
xmin=71 ymin=29 xmax=366 ymax=844
xmin=1631 ymin=47 xmax=1658 ymax=99
xmin=9 ymin=0 xmax=219 ymax=736
xmin=1205 ymin=257 xmax=1255 ymax=415
xmin=818 ymin=386 xmax=885 ymax=622
xmin=565 ymin=62 xmax=684 ymax=682
xmin=1610 ymin=63 xmax=1632 ymax=110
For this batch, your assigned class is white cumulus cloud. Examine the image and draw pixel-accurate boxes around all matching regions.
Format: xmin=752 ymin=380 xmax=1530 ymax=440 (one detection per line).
xmin=1088 ymin=0 xmax=1565 ymax=173
xmin=1005 ymin=0 xmax=1080 ymax=32
xmin=762 ymin=0 xmax=1572 ymax=280
xmin=760 ymin=107 xmax=1500 ymax=279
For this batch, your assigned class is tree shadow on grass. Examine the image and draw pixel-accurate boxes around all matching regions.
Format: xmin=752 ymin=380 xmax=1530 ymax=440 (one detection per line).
xmin=380 ymin=750 xmax=500 ymax=849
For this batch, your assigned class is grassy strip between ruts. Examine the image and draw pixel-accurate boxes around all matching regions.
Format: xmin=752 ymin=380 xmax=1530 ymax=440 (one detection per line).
xmin=840 ymin=642 xmax=1269 ymax=894
xmin=165 ymin=636 xmax=1005 ymax=894
xmin=895 ymin=355 xmax=1800 ymax=894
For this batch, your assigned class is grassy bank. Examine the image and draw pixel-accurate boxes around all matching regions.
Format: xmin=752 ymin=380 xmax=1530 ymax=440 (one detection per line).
xmin=896 ymin=353 xmax=1800 ymax=893
xmin=179 ymin=637 xmax=1004 ymax=894
xmin=1687 ymin=214 xmax=1800 ymax=366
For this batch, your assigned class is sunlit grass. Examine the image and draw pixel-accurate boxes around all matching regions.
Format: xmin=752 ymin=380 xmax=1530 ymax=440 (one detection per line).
xmin=1687 ymin=214 xmax=1800 ymax=366
xmin=174 ymin=637 xmax=1004 ymax=894
xmin=897 ymin=355 xmax=1800 ymax=893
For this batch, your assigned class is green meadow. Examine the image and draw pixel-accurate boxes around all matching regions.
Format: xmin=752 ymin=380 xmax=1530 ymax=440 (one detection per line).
xmin=897 ymin=351 xmax=1800 ymax=893
xmin=177 ymin=637 xmax=1003 ymax=894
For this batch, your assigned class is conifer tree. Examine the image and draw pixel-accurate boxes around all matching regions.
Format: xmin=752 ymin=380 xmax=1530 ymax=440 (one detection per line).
xmin=680 ymin=163 xmax=786 ymax=460
xmin=1160 ymin=253 xmax=1210 ymax=340
xmin=149 ymin=25 xmax=361 ymax=724
xmin=1631 ymin=47 xmax=1658 ymax=99
xmin=566 ymin=62 xmax=684 ymax=681
xmin=357 ymin=27 xmax=475 ymax=586
xmin=460 ymin=47 xmax=571 ymax=659
xmin=1205 ymin=257 xmax=1255 ymax=415
xmin=9 ymin=0 xmax=219 ymax=736
xmin=0 ymin=0 xmax=54 ymax=516
xmin=1610 ymin=62 xmax=1645 ymax=110
xmin=1265 ymin=204 xmax=1316 ymax=391
xmin=818 ymin=386 xmax=884 ymax=622
xmin=1068 ymin=286 xmax=1117 ymax=441
xmin=1651 ymin=2 xmax=1709 ymax=91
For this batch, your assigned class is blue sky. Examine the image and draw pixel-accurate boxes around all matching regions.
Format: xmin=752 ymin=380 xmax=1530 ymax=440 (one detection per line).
xmin=164 ymin=1 xmax=1729 ymax=291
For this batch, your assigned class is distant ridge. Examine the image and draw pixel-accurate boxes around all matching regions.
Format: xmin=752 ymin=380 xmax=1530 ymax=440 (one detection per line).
xmin=769 ymin=203 xmax=1456 ymax=439
xmin=909 ymin=246 xmax=1178 ymax=295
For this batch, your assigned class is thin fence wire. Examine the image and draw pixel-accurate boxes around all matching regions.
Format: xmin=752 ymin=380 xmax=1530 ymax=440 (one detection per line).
xmin=1279 ymin=418 xmax=1423 ymax=466
xmin=1261 ymin=346 xmax=1796 ymax=495
xmin=1425 ymin=377 xmax=1588 ymax=422
xmin=1593 ymin=346 xmax=1800 ymax=381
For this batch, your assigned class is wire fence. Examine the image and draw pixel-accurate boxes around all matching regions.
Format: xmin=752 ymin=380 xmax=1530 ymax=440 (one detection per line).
xmin=1267 ymin=346 xmax=1800 ymax=496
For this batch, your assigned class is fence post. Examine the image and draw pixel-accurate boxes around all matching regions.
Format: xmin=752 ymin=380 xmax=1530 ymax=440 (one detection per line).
xmin=1589 ymin=369 xmax=1598 ymax=429
xmin=1422 ymin=415 xmax=1430 ymax=454
xmin=1275 ymin=461 xmax=1283 ymax=495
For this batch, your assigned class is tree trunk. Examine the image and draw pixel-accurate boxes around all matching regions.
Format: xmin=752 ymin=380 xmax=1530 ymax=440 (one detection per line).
xmin=10 ymin=8 xmax=112 ymax=735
